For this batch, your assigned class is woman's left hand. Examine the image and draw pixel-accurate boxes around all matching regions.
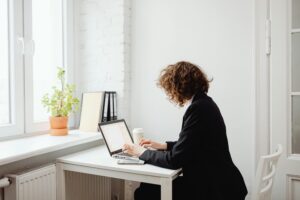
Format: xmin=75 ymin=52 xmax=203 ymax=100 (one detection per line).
xmin=123 ymin=144 xmax=147 ymax=157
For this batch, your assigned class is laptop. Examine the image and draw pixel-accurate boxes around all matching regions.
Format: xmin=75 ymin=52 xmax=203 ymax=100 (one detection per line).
xmin=98 ymin=119 xmax=144 ymax=163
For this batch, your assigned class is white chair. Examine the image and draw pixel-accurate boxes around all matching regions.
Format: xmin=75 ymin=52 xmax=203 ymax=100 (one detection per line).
xmin=251 ymin=144 xmax=283 ymax=200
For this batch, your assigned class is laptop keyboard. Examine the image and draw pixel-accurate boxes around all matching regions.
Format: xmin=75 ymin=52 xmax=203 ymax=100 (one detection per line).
xmin=112 ymin=152 xmax=140 ymax=161
xmin=118 ymin=152 xmax=132 ymax=157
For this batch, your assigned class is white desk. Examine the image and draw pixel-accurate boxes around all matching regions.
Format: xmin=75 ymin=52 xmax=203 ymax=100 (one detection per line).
xmin=56 ymin=146 xmax=181 ymax=200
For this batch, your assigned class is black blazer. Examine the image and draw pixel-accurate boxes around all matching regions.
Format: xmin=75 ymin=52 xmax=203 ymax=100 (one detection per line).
xmin=139 ymin=90 xmax=248 ymax=200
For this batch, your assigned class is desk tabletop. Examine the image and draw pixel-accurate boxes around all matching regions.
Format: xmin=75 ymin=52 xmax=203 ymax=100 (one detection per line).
xmin=57 ymin=146 xmax=181 ymax=178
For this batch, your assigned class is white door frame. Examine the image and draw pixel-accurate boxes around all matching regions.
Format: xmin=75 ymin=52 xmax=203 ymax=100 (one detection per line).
xmin=256 ymin=0 xmax=300 ymax=199
xmin=255 ymin=0 xmax=271 ymax=165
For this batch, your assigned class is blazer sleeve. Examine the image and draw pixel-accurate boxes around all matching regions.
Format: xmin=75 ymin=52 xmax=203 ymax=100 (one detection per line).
xmin=139 ymin=103 xmax=204 ymax=169
xmin=166 ymin=141 xmax=176 ymax=151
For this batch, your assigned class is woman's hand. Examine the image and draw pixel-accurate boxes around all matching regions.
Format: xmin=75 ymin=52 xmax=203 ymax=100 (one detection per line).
xmin=139 ymin=139 xmax=167 ymax=150
xmin=123 ymin=144 xmax=147 ymax=157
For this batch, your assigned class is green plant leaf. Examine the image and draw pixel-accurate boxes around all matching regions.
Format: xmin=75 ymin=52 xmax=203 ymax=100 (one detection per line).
xmin=41 ymin=67 xmax=80 ymax=117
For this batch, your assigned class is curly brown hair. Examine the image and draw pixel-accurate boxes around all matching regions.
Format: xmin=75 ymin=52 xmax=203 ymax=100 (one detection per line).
xmin=157 ymin=61 xmax=211 ymax=107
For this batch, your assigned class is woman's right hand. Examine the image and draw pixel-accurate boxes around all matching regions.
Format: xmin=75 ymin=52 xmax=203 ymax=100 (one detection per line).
xmin=139 ymin=139 xmax=167 ymax=150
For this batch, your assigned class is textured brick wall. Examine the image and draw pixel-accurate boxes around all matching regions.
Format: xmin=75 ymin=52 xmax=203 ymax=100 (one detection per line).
xmin=74 ymin=1 xmax=135 ymax=199
xmin=74 ymin=0 xmax=131 ymax=126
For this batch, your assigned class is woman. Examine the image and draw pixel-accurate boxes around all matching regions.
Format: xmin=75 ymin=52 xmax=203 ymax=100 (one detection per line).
xmin=123 ymin=61 xmax=248 ymax=200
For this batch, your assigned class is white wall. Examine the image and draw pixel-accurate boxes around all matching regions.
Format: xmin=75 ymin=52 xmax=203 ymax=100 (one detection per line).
xmin=130 ymin=0 xmax=255 ymax=193
xmin=74 ymin=0 xmax=131 ymax=125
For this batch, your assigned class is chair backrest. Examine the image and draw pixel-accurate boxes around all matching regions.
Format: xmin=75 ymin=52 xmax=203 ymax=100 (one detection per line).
xmin=251 ymin=144 xmax=283 ymax=200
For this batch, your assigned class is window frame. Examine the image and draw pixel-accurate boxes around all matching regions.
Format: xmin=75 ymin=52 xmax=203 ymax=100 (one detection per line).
xmin=289 ymin=0 xmax=300 ymax=154
xmin=0 ymin=0 xmax=25 ymax=138
xmin=0 ymin=0 xmax=74 ymax=138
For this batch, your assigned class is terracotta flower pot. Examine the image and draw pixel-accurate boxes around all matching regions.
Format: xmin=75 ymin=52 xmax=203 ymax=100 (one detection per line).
xmin=49 ymin=116 xmax=69 ymax=136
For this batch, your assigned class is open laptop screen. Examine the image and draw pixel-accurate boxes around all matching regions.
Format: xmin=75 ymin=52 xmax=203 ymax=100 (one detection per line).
xmin=99 ymin=120 xmax=133 ymax=154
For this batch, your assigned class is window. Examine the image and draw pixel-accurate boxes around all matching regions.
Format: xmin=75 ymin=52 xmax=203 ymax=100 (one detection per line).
xmin=0 ymin=0 xmax=73 ymax=137
xmin=0 ymin=0 xmax=10 ymax=125
xmin=0 ymin=0 xmax=24 ymax=137
xmin=24 ymin=0 xmax=66 ymax=132
xmin=32 ymin=0 xmax=64 ymax=123
xmin=291 ymin=0 xmax=300 ymax=153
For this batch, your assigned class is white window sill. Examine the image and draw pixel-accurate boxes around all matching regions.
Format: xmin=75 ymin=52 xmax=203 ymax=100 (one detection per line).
xmin=0 ymin=130 xmax=102 ymax=166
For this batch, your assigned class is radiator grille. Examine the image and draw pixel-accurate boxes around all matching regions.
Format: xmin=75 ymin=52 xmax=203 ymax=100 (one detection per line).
xmin=4 ymin=165 xmax=112 ymax=200
xmin=5 ymin=165 xmax=56 ymax=200
xmin=65 ymin=171 xmax=111 ymax=200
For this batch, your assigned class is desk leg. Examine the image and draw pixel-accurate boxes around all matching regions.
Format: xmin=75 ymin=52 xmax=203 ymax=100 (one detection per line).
xmin=56 ymin=163 xmax=66 ymax=200
xmin=161 ymin=178 xmax=172 ymax=200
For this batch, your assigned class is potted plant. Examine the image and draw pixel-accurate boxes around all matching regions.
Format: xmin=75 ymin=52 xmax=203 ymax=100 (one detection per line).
xmin=42 ymin=67 xmax=80 ymax=136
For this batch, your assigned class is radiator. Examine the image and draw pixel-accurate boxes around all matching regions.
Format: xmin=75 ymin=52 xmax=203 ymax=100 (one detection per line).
xmin=4 ymin=165 xmax=112 ymax=200
xmin=64 ymin=171 xmax=111 ymax=200
xmin=4 ymin=165 xmax=56 ymax=200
